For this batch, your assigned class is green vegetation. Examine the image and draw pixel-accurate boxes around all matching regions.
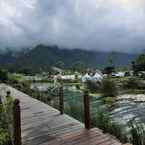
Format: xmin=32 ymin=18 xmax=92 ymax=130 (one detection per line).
xmin=129 ymin=120 xmax=145 ymax=145
xmin=103 ymin=97 xmax=114 ymax=105
xmin=85 ymin=81 xmax=100 ymax=93
xmin=91 ymin=107 xmax=129 ymax=143
xmin=71 ymin=61 xmax=86 ymax=72
xmin=101 ymin=78 xmax=118 ymax=98
xmin=136 ymin=54 xmax=145 ymax=65
xmin=123 ymin=77 xmax=145 ymax=90
xmin=93 ymin=109 xmax=112 ymax=131
xmin=65 ymin=101 xmax=84 ymax=122
xmin=0 ymin=105 xmax=11 ymax=145
xmin=0 ymin=69 xmax=8 ymax=82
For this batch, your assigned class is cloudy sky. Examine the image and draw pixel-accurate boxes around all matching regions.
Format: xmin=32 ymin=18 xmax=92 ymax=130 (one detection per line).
xmin=0 ymin=0 xmax=145 ymax=52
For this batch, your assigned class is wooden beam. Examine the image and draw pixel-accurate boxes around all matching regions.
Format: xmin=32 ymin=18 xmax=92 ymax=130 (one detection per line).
xmin=59 ymin=85 xmax=64 ymax=114
xmin=83 ymin=90 xmax=91 ymax=129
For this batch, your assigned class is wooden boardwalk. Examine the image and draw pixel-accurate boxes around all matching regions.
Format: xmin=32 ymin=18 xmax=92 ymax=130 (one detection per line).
xmin=0 ymin=84 xmax=129 ymax=145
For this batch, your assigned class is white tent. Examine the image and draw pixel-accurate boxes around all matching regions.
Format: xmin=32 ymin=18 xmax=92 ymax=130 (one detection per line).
xmin=82 ymin=70 xmax=103 ymax=83
xmin=92 ymin=72 xmax=103 ymax=83
xmin=82 ymin=73 xmax=92 ymax=83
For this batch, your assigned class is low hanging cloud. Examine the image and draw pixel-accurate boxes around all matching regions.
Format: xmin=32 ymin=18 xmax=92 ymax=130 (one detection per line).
xmin=0 ymin=0 xmax=145 ymax=53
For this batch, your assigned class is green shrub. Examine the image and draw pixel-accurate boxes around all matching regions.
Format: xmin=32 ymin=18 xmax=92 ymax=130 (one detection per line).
xmin=0 ymin=106 xmax=11 ymax=145
xmin=123 ymin=77 xmax=145 ymax=90
xmin=86 ymin=80 xmax=100 ymax=93
xmin=0 ymin=69 xmax=8 ymax=82
xmin=103 ymin=97 xmax=114 ymax=105
xmin=0 ymin=130 xmax=11 ymax=145
xmin=92 ymin=109 xmax=128 ymax=143
xmin=123 ymin=77 xmax=138 ymax=89
xmin=93 ymin=109 xmax=111 ymax=132
xmin=75 ymin=84 xmax=80 ymax=90
xmin=129 ymin=121 xmax=145 ymax=145
xmin=101 ymin=78 xmax=118 ymax=97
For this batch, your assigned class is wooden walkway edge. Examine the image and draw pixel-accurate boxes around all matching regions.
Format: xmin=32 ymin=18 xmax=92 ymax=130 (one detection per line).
xmin=0 ymin=84 xmax=130 ymax=145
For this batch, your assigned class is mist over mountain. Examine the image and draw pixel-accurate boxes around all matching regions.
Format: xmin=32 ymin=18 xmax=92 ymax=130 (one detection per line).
xmin=0 ymin=44 xmax=137 ymax=72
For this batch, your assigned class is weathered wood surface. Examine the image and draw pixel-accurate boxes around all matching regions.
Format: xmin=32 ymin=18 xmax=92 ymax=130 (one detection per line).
xmin=0 ymin=84 xmax=126 ymax=145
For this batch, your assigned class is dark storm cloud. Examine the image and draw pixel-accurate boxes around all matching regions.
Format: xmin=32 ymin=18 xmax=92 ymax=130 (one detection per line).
xmin=0 ymin=0 xmax=145 ymax=52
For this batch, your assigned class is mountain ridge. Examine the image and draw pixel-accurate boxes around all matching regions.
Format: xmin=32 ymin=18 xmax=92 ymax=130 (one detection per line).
xmin=0 ymin=44 xmax=137 ymax=72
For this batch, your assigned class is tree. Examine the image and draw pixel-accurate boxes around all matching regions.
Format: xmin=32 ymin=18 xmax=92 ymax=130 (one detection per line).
xmin=136 ymin=54 xmax=145 ymax=65
xmin=0 ymin=69 xmax=8 ymax=81
xmin=107 ymin=52 xmax=116 ymax=66
xmin=71 ymin=61 xmax=86 ymax=72
xmin=108 ymin=55 xmax=113 ymax=66
xmin=101 ymin=78 xmax=118 ymax=98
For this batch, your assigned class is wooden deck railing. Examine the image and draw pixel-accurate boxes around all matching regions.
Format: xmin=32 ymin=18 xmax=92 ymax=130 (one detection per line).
xmin=58 ymin=85 xmax=91 ymax=129
xmin=13 ymin=99 xmax=21 ymax=145
xmin=1 ymin=86 xmax=90 ymax=145
xmin=59 ymin=86 xmax=64 ymax=115
xmin=0 ymin=86 xmax=131 ymax=145
xmin=83 ymin=90 xmax=91 ymax=129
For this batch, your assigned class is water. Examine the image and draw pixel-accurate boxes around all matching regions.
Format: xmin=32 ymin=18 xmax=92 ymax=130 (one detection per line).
xmin=30 ymin=82 xmax=145 ymax=124
xmin=30 ymin=82 xmax=145 ymax=141
xmin=30 ymin=82 xmax=104 ymax=122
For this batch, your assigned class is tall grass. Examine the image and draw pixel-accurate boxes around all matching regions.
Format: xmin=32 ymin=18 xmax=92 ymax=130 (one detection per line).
xmin=0 ymin=105 xmax=11 ymax=145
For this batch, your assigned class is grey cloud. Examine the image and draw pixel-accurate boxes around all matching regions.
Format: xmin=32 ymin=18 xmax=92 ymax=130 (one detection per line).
xmin=0 ymin=0 xmax=145 ymax=53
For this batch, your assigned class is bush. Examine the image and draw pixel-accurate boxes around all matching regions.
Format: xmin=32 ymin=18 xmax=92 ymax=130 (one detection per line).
xmin=0 ymin=69 xmax=8 ymax=82
xmin=0 ymin=105 xmax=11 ymax=145
xmin=101 ymin=79 xmax=118 ymax=97
xmin=92 ymin=108 xmax=128 ymax=143
xmin=75 ymin=84 xmax=80 ymax=90
xmin=0 ymin=130 xmax=11 ymax=145
xmin=103 ymin=97 xmax=114 ymax=105
xmin=123 ymin=77 xmax=145 ymax=90
xmin=86 ymin=80 xmax=100 ymax=93
xmin=95 ymin=110 xmax=111 ymax=132
xmin=129 ymin=121 xmax=145 ymax=145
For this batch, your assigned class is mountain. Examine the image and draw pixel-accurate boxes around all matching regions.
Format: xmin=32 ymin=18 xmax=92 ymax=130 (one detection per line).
xmin=0 ymin=44 xmax=137 ymax=73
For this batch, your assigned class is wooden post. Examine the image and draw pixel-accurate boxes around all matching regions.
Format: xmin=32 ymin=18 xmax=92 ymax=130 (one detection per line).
xmin=59 ymin=85 xmax=64 ymax=114
xmin=0 ymin=96 xmax=2 ymax=105
xmin=13 ymin=99 xmax=21 ymax=145
xmin=83 ymin=90 xmax=91 ymax=129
